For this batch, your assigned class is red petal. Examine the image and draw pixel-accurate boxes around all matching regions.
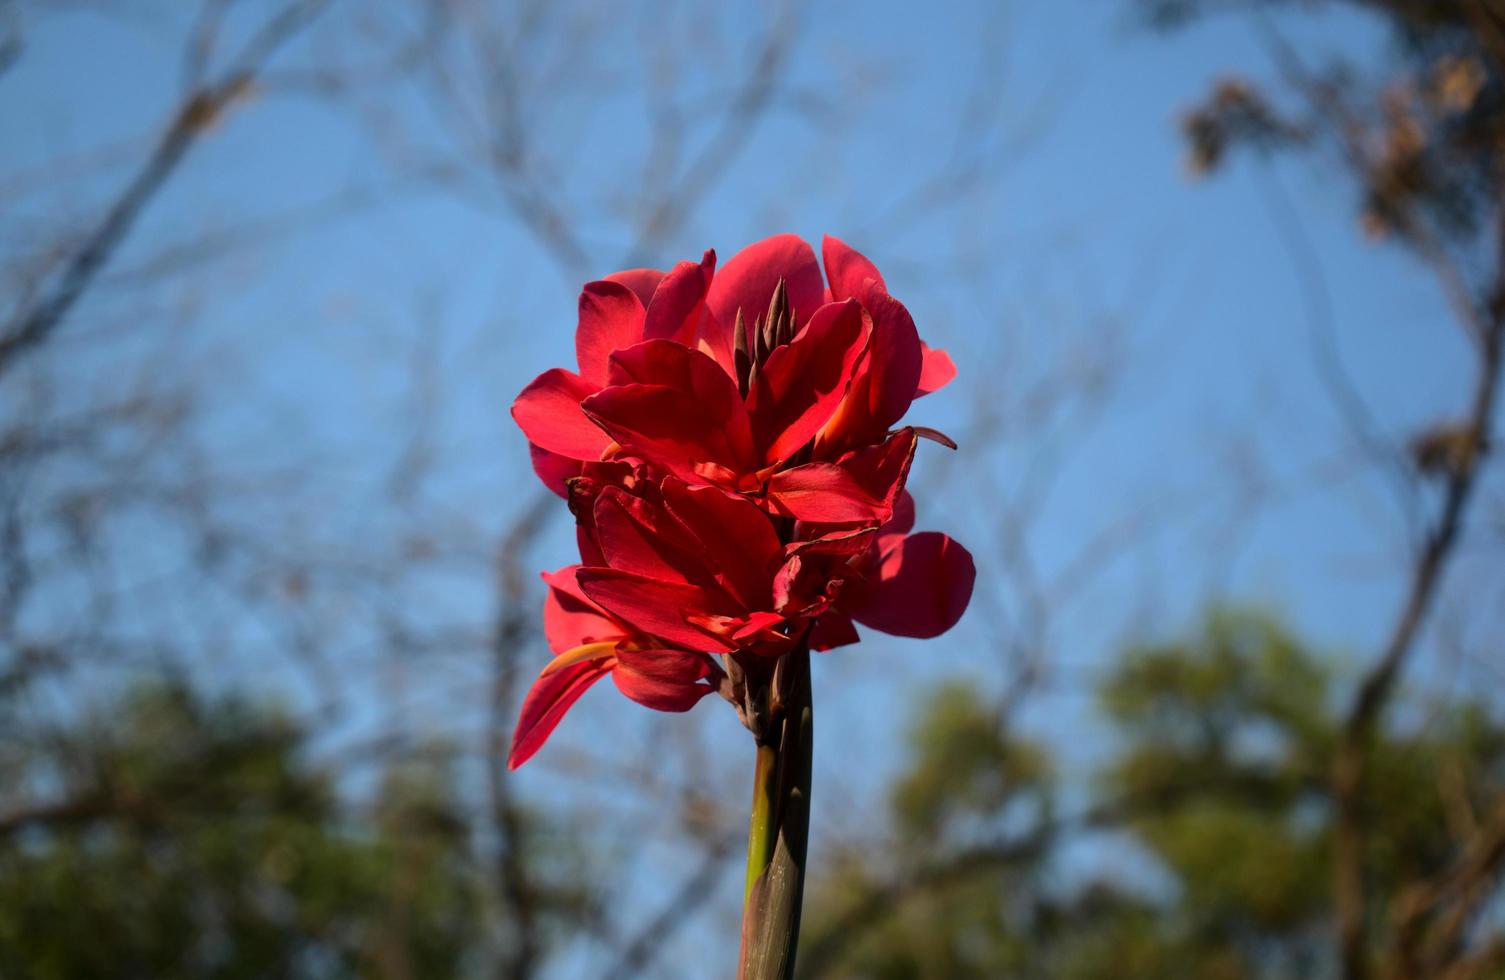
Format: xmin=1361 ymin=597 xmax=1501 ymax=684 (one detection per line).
xmin=883 ymin=490 xmax=916 ymax=537
xmin=821 ymin=235 xmax=886 ymax=303
xmin=697 ymin=311 xmax=736 ymax=379
xmin=577 ymin=523 xmax=606 ymax=567
xmin=660 ymin=479 xmax=782 ymax=609
xmin=748 ymin=299 xmax=866 ymax=464
xmin=613 ymin=649 xmax=720 ymax=711
xmin=592 ymin=486 xmax=710 ymax=587
xmin=815 ymin=284 xmax=923 ymax=455
xmin=848 ymin=532 xmax=975 ymax=639
xmin=586 ymin=383 xmax=752 ymax=486
xmin=529 ymin=443 xmax=581 ymax=498
xmin=512 ymin=368 xmax=609 ymax=460
xmin=542 ymin=566 xmax=625 ymax=654
xmin=607 ymin=337 xmax=712 ymax=389
xmin=507 ymin=658 xmax=613 ymax=769
xmin=732 ymin=610 xmax=788 ymax=642
xmin=787 ymin=526 xmax=877 ymax=559
xmin=838 ymin=428 xmax=918 ymax=521
xmin=585 ymin=341 xmax=758 ymax=483
xmin=809 ymin=611 xmax=861 ymax=651
xmin=706 ymin=234 xmax=826 ymax=343
xmin=604 ymin=267 xmax=665 ymax=307
xmin=771 ymin=556 xmax=809 ymax=613
xmin=764 ymin=462 xmax=889 ymax=523
xmin=642 ymin=250 xmax=715 ymax=347
xmin=576 ymin=568 xmax=736 ymax=652
xmin=916 ymin=342 xmax=957 ymax=397
xmin=575 ymin=281 xmax=647 ymax=386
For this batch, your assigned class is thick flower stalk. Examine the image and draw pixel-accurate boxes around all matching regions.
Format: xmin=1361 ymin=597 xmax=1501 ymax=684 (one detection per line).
xmin=506 ymin=234 xmax=975 ymax=977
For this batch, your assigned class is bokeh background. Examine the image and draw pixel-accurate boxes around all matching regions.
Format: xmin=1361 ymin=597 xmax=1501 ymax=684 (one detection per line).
xmin=3 ymin=1 xmax=1504 ymax=977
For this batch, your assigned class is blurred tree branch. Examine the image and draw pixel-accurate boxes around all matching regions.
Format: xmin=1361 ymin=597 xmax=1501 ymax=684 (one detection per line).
xmin=486 ymin=488 xmax=554 ymax=980
xmin=0 ymin=0 xmax=329 ymax=381
xmin=1152 ymin=5 xmax=1505 ymax=977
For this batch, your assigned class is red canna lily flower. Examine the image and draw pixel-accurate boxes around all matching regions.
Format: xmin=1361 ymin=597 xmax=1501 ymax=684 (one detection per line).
xmin=506 ymin=233 xmax=975 ymax=771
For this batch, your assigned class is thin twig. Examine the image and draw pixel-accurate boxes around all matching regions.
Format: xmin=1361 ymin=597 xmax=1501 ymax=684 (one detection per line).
xmin=0 ymin=0 xmax=330 ymax=380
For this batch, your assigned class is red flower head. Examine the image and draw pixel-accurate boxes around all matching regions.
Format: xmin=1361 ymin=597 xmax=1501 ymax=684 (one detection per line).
xmin=507 ymin=234 xmax=973 ymax=767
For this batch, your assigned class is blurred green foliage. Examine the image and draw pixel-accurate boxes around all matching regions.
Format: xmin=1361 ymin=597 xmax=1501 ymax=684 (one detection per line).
xmin=799 ymin=610 xmax=1505 ymax=979
xmin=0 ymin=682 xmax=586 ymax=980
xmin=2 ymin=618 xmax=1499 ymax=979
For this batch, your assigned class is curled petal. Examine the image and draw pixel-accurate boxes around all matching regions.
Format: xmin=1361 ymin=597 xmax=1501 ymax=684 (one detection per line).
xmin=512 ymin=368 xmax=610 ymax=460
xmin=613 ymin=649 xmax=721 ymax=711
xmin=507 ymin=658 xmax=612 ymax=769
xmin=577 ymin=568 xmax=737 ymax=652
xmin=749 ymin=299 xmax=866 ymax=464
xmin=815 ymin=284 xmax=923 ymax=456
xmin=771 ymin=551 xmax=848 ymax=621
xmin=771 ymin=556 xmax=810 ymax=614
xmin=838 ymin=428 xmax=918 ymax=522
xmin=821 ymin=235 xmax=886 ymax=303
xmin=916 ymin=342 xmax=957 ymax=397
xmin=732 ymin=610 xmax=788 ymax=642
xmin=642 ymin=250 xmax=715 ymax=347
xmin=848 ymin=532 xmax=975 ymax=639
xmin=575 ymin=281 xmax=647 ymax=386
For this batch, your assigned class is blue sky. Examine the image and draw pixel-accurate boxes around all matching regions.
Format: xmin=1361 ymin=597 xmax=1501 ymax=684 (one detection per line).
xmin=4 ymin=0 xmax=1502 ymax=972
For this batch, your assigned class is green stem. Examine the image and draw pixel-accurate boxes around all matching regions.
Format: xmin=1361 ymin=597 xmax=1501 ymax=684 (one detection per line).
xmin=737 ymin=647 xmax=813 ymax=980
xmin=744 ymin=742 xmax=779 ymax=899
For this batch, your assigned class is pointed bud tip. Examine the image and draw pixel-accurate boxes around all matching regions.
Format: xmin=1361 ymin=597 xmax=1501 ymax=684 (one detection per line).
xmin=912 ymin=426 xmax=958 ymax=450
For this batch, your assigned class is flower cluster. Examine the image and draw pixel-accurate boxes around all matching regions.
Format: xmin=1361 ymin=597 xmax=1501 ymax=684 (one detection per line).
xmin=507 ymin=234 xmax=975 ymax=767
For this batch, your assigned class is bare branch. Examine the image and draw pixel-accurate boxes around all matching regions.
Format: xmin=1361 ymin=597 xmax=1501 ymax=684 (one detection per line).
xmin=486 ymin=489 xmax=556 ymax=980
xmin=1391 ymin=794 xmax=1505 ymax=978
xmin=0 ymin=0 xmax=330 ymax=380
xmin=1331 ymin=168 xmax=1505 ymax=980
